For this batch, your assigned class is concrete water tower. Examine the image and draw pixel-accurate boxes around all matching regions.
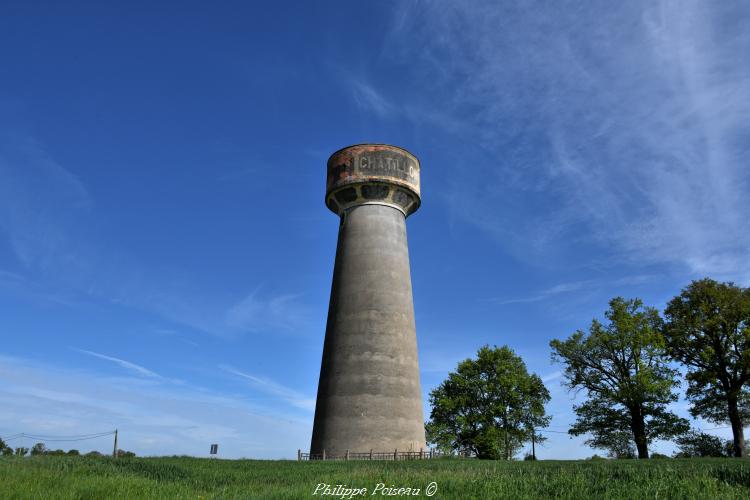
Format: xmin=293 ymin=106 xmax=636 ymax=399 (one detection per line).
xmin=310 ymin=144 xmax=426 ymax=456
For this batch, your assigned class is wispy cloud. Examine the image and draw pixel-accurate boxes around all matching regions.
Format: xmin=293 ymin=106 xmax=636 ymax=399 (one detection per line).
xmin=542 ymin=370 xmax=563 ymax=384
xmin=74 ymin=349 xmax=161 ymax=379
xmin=0 ymin=131 xmax=314 ymax=338
xmin=348 ymin=78 xmax=394 ymax=117
xmin=221 ymin=365 xmax=315 ymax=411
xmin=489 ymin=281 xmax=594 ymax=305
xmin=0 ymin=354 xmax=308 ymax=458
xmin=225 ymin=290 xmax=311 ymax=334
xmin=419 ymin=348 xmax=475 ymax=374
xmin=0 ymin=134 xmax=92 ymax=278
xmin=488 ymin=275 xmax=661 ymax=306
xmin=390 ymin=1 xmax=750 ymax=282
xmin=0 ymin=269 xmax=25 ymax=283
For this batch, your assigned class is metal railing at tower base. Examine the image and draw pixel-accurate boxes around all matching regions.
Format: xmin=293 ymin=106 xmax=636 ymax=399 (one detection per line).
xmin=297 ymin=448 xmax=469 ymax=461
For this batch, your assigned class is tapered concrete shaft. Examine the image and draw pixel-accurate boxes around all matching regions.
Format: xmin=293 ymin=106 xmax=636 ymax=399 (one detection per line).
xmin=311 ymin=144 xmax=425 ymax=455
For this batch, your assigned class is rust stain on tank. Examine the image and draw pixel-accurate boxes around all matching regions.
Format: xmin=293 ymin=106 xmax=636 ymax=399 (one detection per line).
xmin=326 ymin=144 xmax=421 ymax=197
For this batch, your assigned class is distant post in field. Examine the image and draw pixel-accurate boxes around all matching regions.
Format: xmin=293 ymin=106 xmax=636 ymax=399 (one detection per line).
xmin=310 ymin=145 xmax=426 ymax=457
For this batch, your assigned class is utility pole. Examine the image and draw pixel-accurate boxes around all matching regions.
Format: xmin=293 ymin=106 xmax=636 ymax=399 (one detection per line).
xmin=112 ymin=429 xmax=118 ymax=459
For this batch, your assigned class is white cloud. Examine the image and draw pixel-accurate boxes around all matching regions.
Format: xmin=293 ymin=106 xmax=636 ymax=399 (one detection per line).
xmin=73 ymin=349 xmax=161 ymax=379
xmin=225 ymin=290 xmax=311 ymax=334
xmin=489 ymin=281 xmax=594 ymax=305
xmin=0 ymin=135 xmax=91 ymax=272
xmin=221 ymin=365 xmax=315 ymax=412
xmin=541 ymin=371 xmax=563 ymax=384
xmin=348 ymin=79 xmax=394 ymax=117
xmin=419 ymin=348 xmax=474 ymax=374
xmin=487 ymin=275 xmax=662 ymax=306
xmin=0 ymin=132 xmax=314 ymax=338
xmin=0 ymin=354 xmax=309 ymax=458
xmin=391 ymin=1 xmax=750 ymax=282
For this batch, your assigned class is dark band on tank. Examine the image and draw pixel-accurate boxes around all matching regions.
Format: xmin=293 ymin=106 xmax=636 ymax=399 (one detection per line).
xmin=326 ymin=182 xmax=419 ymax=216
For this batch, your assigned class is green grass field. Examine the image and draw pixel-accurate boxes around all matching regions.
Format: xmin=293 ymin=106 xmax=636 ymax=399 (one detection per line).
xmin=1 ymin=455 xmax=750 ymax=499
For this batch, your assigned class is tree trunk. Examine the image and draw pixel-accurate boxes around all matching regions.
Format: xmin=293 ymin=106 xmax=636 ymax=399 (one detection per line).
xmin=630 ymin=406 xmax=649 ymax=459
xmin=727 ymin=395 xmax=747 ymax=458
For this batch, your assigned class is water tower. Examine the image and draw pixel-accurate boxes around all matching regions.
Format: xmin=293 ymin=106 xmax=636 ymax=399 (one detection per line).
xmin=310 ymin=144 xmax=426 ymax=456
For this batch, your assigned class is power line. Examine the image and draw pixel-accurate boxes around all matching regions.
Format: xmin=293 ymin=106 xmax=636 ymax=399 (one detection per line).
xmin=24 ymin=434 xmax=114 ymax=443
xmin=23 ymin=432 xmax=115 ymax=440
xmin=1 ymin=431 xmax=115 ymax=443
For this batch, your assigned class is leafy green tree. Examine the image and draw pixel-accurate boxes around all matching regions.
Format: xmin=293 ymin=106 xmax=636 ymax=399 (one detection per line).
xmin=662 ymin=279 xmax=750 ymax=458
xmin=578 ymin=420 xmax=636 ymax=459
xmin=15 ymin=447 xmax=28 ymax=457
xmin=67 ymin=449 xmax=80 ymax=456
xmin=0 ymin=438 xmax=10 ymax=456
xmin=673 ymin=430 xmax=733 ymax=458
xmin=30 ymin=442 xmax=47 ymax=456
xmin=551 ymin=297 xmax=689 ymax=459
xmin=426 ymin=345 xmax=551 ymax=460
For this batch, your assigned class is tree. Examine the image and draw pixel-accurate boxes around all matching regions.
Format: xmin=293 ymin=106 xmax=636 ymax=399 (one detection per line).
xmin=579 ymin=421 xmax=636 ymax=459
xmin=550 ymin=297 xmax=689 ymax=459
xmin=30 ymin=442 xmax=47 ymax=456
xmin=425 ymin=345 xmax=551 ymax=459
xmin=662 ymin=279 xmax=750 ymax=458
xmin=67 ymin=449 xmax=80 ymax=456
xmin=0 ymin=438 xmax=10 ymax=456
xmin=673 ymin=430 xmax=733 ymax=458
xmin=15 ymin=447 xmax=29 ymax=457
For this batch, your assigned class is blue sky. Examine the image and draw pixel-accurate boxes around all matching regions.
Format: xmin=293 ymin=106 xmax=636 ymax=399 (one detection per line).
xmin=1 ymin=1 xmax=749 ymax=459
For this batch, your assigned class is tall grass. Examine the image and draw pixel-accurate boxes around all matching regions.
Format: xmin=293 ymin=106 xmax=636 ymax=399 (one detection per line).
xmin=1 ymin=455 xmax=749 ymax=499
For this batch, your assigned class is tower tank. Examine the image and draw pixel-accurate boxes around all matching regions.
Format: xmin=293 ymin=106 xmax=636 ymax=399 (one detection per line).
xmin=310 ymin=144 xmax=426 ymax=455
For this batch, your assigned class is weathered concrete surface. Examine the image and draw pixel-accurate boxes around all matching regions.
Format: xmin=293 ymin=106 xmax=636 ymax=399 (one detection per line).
xmin=325 ymin=144 xmax=421 ymax=217
xmin=326 ymin=144 xmax=420 ymax=197
xmin=311 ymin=144 xmax=425 ymax=455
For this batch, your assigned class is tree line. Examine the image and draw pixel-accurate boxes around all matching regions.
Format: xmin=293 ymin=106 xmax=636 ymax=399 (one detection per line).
xmin=0 ymin=440 xmax=135 ymax=458
xmin=426 ymin=278 xmax=749 ymax=459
